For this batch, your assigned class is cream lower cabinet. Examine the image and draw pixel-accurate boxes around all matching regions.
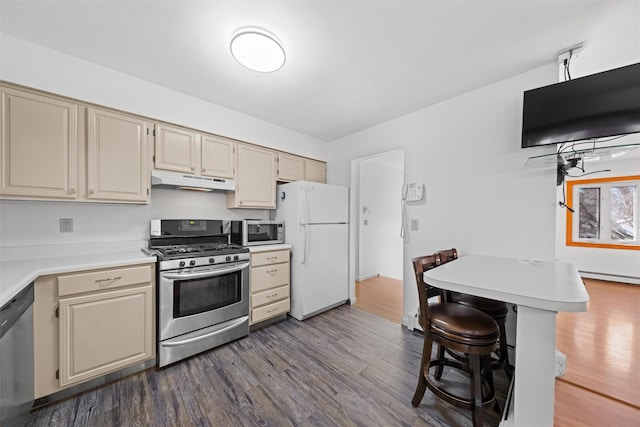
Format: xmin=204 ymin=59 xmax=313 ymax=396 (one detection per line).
xmin=227 ymin=143 xmax=276 ymax=208
xmin=34 ymin=264 xmax=155 ymax=398
xmin=250 ymin=250 xmax=290 ymax=325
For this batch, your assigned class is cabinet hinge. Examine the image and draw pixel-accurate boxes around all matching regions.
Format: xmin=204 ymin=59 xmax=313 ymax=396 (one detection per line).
xmin=55 ymin=369 xmax=59 ymax=380
xmin=147 ymin=188 xmax=150 ymax=195
xmin=153 ymin=129 xmax=156 ymax=137
xmin=55 ymin=306 xmax=59 ymax=318
xmin=146 ymin=128 xmax=149 ymax=135
xmin=152 ymin=155 xmax=155 ymax=162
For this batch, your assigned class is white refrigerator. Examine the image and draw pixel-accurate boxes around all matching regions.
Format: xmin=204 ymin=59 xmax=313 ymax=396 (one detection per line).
xmin=274 ymin=181 xmax=349 ymax=320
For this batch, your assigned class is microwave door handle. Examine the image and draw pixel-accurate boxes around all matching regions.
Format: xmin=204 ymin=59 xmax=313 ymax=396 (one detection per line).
xmin=162 ymin=261 xmax=249 ymax=280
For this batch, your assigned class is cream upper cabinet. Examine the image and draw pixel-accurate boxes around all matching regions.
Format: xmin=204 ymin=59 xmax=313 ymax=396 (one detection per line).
xmin=87 ymin=108 xmax=149 ymax=202
xmin=1 ymin=87 xmax=78 ymax=199
xmin=227 ymin=144 xmax=276 ymax=208
xmin=201 ymin=134 xmax=236 ymax=179
xmin=277 ymin=152 xmax=305 ymax=182
xmin=154 ymin=123 xmax=199 ymax=174
xmin=305 ymin=159 xmax=326 ymax=183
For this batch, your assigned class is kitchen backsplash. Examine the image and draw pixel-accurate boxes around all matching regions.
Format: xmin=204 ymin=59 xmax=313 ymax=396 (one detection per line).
xmin=0 ymin=188 xmax=269 ymax=247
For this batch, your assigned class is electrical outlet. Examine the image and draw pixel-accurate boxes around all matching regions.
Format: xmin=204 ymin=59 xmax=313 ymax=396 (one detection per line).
xmin=60 ymin=218 xmax=73 ymax=233
xmin=410 ymin=219 xmax=419 ymax=231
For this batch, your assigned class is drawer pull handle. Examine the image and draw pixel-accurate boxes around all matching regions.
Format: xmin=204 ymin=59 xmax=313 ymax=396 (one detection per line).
xmin=266 ymin=293 xmax=278 ymax=299
xmin=265 ymin=269 xmax=278 ymax=275
xmin=267 ymin=307 xmax=279 ymax=314
xmin=95 ymin=276 xmax=122 ymax=284
xmin=266 ymin=256 xmax=278 ymax=262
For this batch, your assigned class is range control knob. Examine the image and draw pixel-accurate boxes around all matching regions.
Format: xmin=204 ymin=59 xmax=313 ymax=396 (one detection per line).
xmin=233 ymin=255 xmax=239 ymax=261
xmin=226 ymin=256 xmax=231 ymax=262
xmin=209 ymin=258 xmax=215 ymax=264
xmin=189 ymin=260 xmax=196 ymax=266
xmin=179 ymin=261 xmax=186 ymax=267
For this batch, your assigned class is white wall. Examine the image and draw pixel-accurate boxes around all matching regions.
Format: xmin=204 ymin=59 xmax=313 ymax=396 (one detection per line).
xmin=0 ymin=33 xmax=327 ymax=160
xmin=357 ymin=150 xmax=404 ymax=280
xmin=329 ymin=65 xmax=559 ymax=325
xmin=555 ymin=155 xmax=640 ymax=282
xmin=0 ymin=189 xmax=269 ymax=248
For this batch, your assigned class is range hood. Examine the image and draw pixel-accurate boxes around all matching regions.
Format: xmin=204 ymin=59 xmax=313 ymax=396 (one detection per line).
xmin=151 ymin=170 xmax=235 ymax=192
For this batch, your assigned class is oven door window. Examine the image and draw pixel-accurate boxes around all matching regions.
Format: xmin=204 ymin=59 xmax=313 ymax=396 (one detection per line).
xmin=173 ymin=272 xmax=241 ymax=318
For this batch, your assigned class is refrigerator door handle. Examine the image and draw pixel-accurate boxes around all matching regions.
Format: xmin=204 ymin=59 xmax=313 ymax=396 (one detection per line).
xmin=302 ymin=224 xmax=309 ymax=264
xmin=301 ymin=184 xmax=310 ymax=264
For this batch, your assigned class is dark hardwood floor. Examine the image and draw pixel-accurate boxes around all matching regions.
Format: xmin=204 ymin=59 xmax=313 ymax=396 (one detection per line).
xmin=27 ymin=305 xmax=511 ymax=427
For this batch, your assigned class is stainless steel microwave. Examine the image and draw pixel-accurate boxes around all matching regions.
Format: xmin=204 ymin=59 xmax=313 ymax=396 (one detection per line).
xmin=230 ymin=220 xmax=284 ymax=246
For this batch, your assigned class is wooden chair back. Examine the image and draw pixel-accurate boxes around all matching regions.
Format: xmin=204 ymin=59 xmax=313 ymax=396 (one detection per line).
xmin=411 ymin=254 xmax=442 ymax=329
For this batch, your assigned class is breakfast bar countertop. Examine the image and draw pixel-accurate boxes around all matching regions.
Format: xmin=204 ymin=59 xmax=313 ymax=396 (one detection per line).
xmin=423 ymin=254 xmax=589 ymax=312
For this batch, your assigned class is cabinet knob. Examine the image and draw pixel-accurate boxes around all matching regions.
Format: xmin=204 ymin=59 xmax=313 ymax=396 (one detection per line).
xmin=68 ymin=188 xmax=76 ymax=194
xmin=190 ymin=167 xmax=195 ymax=171
xmin=88 ymin=189 xmax=94 ymax=194
xmin=202 ymin=168 xmax=206 ymax=173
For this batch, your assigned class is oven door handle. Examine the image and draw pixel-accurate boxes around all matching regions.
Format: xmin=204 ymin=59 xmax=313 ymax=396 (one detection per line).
xmin=161 ymin=261 xmax=249 ymax=280
xmin=161 ymin=316 xmax=247 ymax=347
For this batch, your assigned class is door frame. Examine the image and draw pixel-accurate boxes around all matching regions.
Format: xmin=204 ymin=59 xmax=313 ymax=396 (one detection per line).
xmin=348 ymin=148 xmax=405 ymax=305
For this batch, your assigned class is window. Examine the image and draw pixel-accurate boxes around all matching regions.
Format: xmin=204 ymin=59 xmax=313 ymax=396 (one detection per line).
xmin=566 ymin=175 xmax=640 ymax=250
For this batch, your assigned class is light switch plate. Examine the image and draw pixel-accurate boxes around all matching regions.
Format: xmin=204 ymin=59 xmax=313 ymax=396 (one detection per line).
xmin=60 ymin=218 xmax=73 ymax=233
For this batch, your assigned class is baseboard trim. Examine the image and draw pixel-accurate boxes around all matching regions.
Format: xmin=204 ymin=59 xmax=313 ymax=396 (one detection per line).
xmin=580 ymin=271 xmax=640 ymax=285
xmin=356 ymin=273 xmax=379 ymax=281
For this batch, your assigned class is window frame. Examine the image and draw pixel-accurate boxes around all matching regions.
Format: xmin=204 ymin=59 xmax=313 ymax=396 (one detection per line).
xmin=566 ymin=174 xmax=640 ymax=250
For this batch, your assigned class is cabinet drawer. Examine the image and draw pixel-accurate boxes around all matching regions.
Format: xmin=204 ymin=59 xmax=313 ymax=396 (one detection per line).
xmin=251 ymin=250 xmax=289 ymax=267
xmin=250 ymin=263 xmax=290 ymax=292
xmin=251 ymin=285 xmax=289 ymax=308
xmin=58 ymin=265 xmax=152 ymax=296
xmin=251 ymin=299 xmax=290 ymax=324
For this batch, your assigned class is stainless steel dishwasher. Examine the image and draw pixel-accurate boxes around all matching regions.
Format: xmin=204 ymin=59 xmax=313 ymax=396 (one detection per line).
xmin=0 ymin=283 xmax=34 ymax=427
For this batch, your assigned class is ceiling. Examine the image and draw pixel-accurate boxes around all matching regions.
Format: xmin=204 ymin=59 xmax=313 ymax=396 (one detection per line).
xmin=0 ymin=1 xmax=623 ymax=142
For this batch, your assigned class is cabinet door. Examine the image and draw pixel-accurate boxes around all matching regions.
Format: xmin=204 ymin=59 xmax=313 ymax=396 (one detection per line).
xmin=305 ymin=159 xmax=326 ymax=183
xmin=201 ymin=134 xmax=236 ymax=178
xmin=229 ymin=144 xmax=276 ymax=208
xmin=58 ymin=284 xmax=153 ymax=387
xmin=277 ymin=153 xmax=305 ymax=182
xmin=154 ymin=124 xmax=198 ymax=173
xmin=1 ymin=87 xmax=78 ymax=198
xmin=87 ymin=108 xmax=149 ymax=202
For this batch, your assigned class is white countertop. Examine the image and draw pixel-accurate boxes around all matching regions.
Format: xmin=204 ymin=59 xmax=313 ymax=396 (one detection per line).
xmin=423 ymin=254 xmax=589 ymax=312
xmin=247 ymin=244 xmax=292 ymax=253
xmin=0 ymin=241 xmax=155 ymax=307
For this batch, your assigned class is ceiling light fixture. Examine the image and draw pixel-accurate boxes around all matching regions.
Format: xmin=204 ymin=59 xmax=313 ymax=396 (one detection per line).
xmin=230 ymin=28 xmax=285 ymax=73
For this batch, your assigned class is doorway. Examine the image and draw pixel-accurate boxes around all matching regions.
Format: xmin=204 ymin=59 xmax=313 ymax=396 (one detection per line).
xmin=350 ymin=149 xmax=404 ymax=323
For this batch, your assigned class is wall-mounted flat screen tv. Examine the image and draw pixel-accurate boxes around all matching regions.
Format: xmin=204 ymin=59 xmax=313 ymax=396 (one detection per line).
xmin=521 ymin=62 xmax=640 ymax=149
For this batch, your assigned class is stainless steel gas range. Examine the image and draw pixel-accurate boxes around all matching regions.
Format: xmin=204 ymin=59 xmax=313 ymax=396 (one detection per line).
xmin=144 ymin=219 xmax=250 ymax=367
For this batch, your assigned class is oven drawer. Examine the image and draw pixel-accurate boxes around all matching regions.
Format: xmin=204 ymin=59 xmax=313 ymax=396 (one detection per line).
xmin=251 ymin=250 xmax=289 ymax=267
xmin=251 ymin=299 xmax=290 ymax=324
xmin=58 ymin=265 xmax=152 ymax=296
xmin=250 ymin=263 xmax=290 ymax=292
xmin=251 ymin=285 xmax=289 ymax=308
